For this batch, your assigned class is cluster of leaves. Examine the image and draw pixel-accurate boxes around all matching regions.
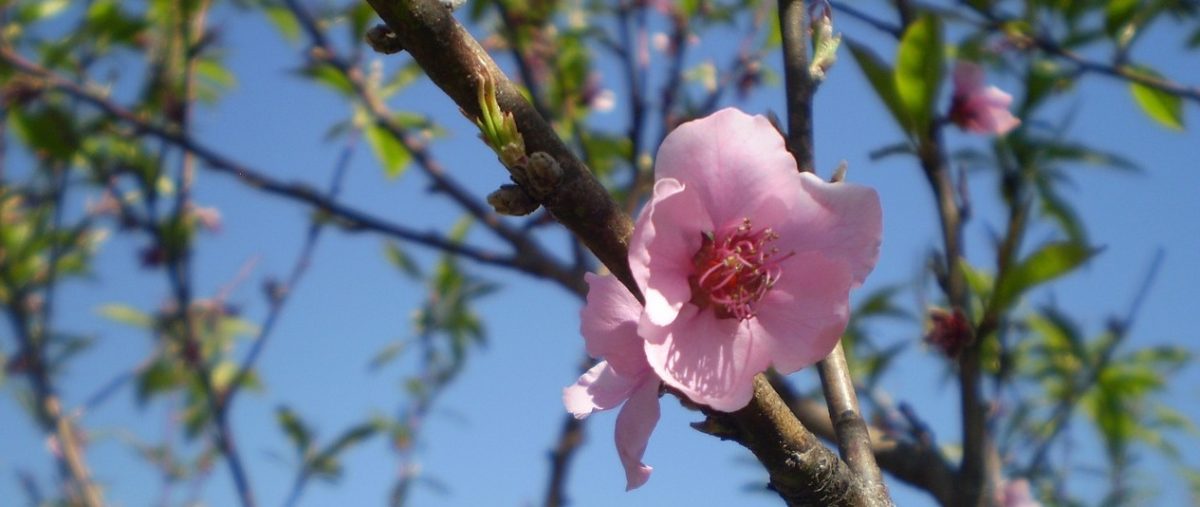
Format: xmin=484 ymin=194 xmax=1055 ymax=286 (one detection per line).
xmin=370 ymin=219 xmax=494 ymax=504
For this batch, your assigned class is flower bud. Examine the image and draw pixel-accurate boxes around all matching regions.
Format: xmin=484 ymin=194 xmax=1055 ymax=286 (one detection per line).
xmin=513 ymin=151 xmax=561 ymax=199
xmin=487 ymin=184 xmax=539 ymax=216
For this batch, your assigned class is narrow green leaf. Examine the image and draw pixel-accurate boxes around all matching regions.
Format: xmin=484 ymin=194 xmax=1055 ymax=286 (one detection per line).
xmin=322 ymin=422 xmax=380 ymax=457
xmin=992 ymin=242 xmax=1099 ymax=313
xmin=1129 ymin=71 xmax=1184 ymax=130
xmin=346 ymin=3 xmax=374 ymax=42
xmin=299 ymin=62 xmax=355 ymax=97
xmin=368 ymin=340 xmax=408 ymax=371
xmin=384 ymin=242 xmax=422 ymax=278
xmin=97 ymin=304 xmax=154 ymax=328
xmin=447 ymin=216 xmax=473 ymax=243
xmin=364 ymin=125 xmax=411 ymax=178
xmin=894 ymin=15 xmax=943 ymax=134
xmin=264 ymin=6 xmax=301 ymax=42
xmin=847 ymin=41 xmax=910 ymax=136
xmin=765 ymin=9 xmax=782 ymax=48
xmin=276 ymin=406 xmax=312 ymax=454
xmin=196 ymin=59 xmax=236 ymax=89
xmin=959 ymin=261 xmax=994 ymax=302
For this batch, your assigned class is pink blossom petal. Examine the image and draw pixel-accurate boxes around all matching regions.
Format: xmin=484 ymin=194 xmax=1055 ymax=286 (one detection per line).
xmin=770 ymin=173 xmax=882 ymax=285
xmin=580 ymin=273 xmax=651 ymax=377
xmin=997 ymin=478 xmax=1042 ymax=507
xmin=953 ymin=61 xmax=986 ymax=95
xmin=968 ymin=87 xmax=1021 ymax=134
xmin=652 ymin=108 xmax=800 ymax=227
xmin=563 ymin=361 xmax=639 ymax=418
xmin=643 ymin=304 xmax=769 ymax=411
xmin=751 ymin=252 xmax=854 ymax=373
xmin=629 ymin=178 xmax=710 ymax=329
xmin=615 ymin=376 xmax=660 ymax=490
xmin=951 ymin=61 xmax=1022 ymax=136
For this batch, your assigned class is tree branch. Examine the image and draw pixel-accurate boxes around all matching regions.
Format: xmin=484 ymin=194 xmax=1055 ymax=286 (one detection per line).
xmin=918 ymin=119 xmax=987 ymax=507
xmin=769 ymin=373 xmax=956 ymax=506
xmin=364 ymin=0 xmax=638 ymax=298
xmin=778 ymin=0 xmax=890 ymax=502
xmin=0 ymin=47 xmax=584 ymax=294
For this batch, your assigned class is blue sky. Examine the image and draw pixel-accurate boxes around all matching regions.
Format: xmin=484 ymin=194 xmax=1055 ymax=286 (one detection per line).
xmin=1 ymin=3 xmax=1198 ymax=507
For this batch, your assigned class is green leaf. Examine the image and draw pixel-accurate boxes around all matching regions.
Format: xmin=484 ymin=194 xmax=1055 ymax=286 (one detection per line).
xmin=346 ymin=3 xmax=375 ymax=42
xmin=854 ymin=285 xmax=910 ymax=319
xmin=894 ymin=15 xmax=943 ymax=135
xmin=9 ymin=107 xmax=79 ymax=161
xmin=765 ymin=9 xmax=782 ymax=48
xmin=447 ymin=216 xmax=473 ymax=243
xmin=137 ymin=360 xmax=181 ymax=403
xmin=84 ymin=0 xmax=146 ymax=47
xmin=264 ymin=5 xmax=301 ymax=42
xmin=1129 ymin=70 xmax=1184 ymax=130
xmin=18 ymin=0 xmax=69 ymax=22
xmin=847 ymin=41 xmax=911 ymax=136
xmin=384 ymin=242 xmax=422 ymax=278
xmin=299 ymin=62 xmax=355 ymax=97
xmin=1035 ymin=178 xmax=1087 ymax=243
xmin=1038 ymin=141 xmax=1140 ymax=172
xmin=991 ymin=242 xmax=1099 ymax=313
xmin=365 ymin=124 xmax=411 ymax=178
xmin=368 ymin=340 xmax=408 ymax=371
xmin=196 ymin=59 xmax=236 ymax=89
xmin=1104 ymin=0 xmax=1140 ymax=40
xmin=322 ymin=421 xmax=380 ymax=457
xmin=307 ymin=420 xmax=380 ymax=482
xmin=97 ymin=304 xmax=154 ymax=328
xmin=276 ymin=406 xmax=312 ymax=454
xmin=959 ymin=261 xmax=994 ymax=303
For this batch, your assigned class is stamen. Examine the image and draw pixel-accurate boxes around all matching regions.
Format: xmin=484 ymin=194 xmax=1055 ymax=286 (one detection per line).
xmin=689 ymin=219 xmax=794 ymax=320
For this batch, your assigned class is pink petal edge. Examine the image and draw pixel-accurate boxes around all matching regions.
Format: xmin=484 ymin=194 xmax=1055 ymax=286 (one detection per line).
xmin=615 ymin=376 xmax=661 ymax=490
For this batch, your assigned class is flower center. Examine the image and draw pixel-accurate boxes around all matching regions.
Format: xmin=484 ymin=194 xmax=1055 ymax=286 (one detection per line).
xmin=689 ymin=218 xmax=792 ymax=320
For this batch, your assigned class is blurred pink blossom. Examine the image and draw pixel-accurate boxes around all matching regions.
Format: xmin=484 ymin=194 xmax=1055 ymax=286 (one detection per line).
xmin=949 ymin=61 xmax=1021 ymax=135
xmin=994 ymin=478 xmax=1042 ymax=507
xmin=564 ymin=273 xmax=660 ymax=490
xmin=628 ymin=108 xmax=882 ymax=411
xmin=188 ymin=204 xmax=222 ymax=232
xmin=582 ymin=73 xmax=616 ymax=113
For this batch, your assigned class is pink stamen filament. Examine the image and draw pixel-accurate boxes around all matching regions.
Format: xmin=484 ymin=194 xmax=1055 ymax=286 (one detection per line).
xmin=690 ymin=218 xmax=793 ymax=320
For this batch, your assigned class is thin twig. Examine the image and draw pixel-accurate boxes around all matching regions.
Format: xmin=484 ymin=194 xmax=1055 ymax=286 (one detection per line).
xmin=779 ymin=0 xmax=890 ymax=502
xmin=0 ymin=48 xmax=585 ymax=292
xmin=919 ymin=104 xmax=986 ymax=507
xmin=768 ymin=372 xmax=956 ymax=506
xmin=224 ymin=131 xmax=358 ymax=411
xmin=157 ymin=2 xmax=257 ymax=502
xmin=283 ymin=0 xmax=579 ymax=295
xmin=958 ymin=1 xmax=1200 ymax=104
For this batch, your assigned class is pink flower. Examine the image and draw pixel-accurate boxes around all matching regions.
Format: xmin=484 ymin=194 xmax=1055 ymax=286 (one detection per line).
xmin=187 ymin=204 xmax=222 ymax=232
xmin=949 ymin=61 xmax=1021 ymax=135
xmin=564 ymin=273 xmax=661 ymax=490
xmin=630 ymin=108 xmax=882 ymax=411
xmin=994 ymin=478 xmax=1041 ymax=507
